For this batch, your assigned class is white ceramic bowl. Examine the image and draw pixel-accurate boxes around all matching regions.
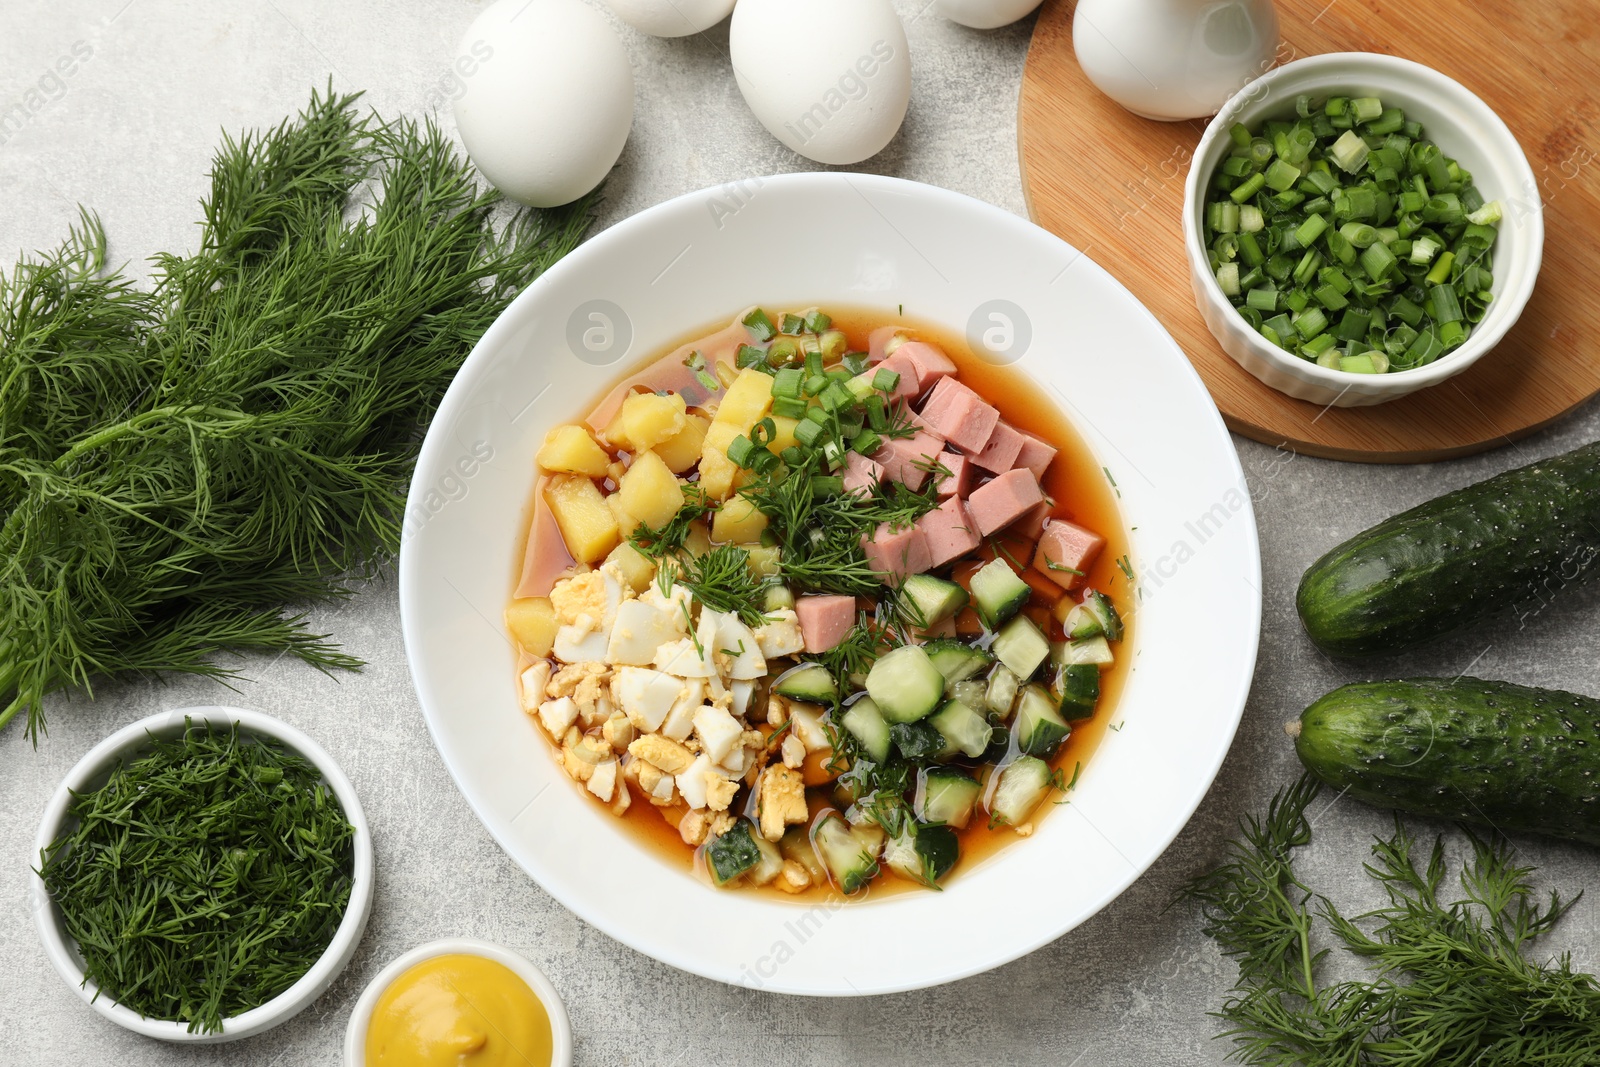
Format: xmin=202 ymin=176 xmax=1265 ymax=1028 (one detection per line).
xmin=343 ymin=938 xmax=573 ymax=1067
xmin=32 ymin=706 xmax=374 ymax=1043
xmin=400 ymin=172 xmax=1261 ymax=995
xmin=1183 ymin=52 xmax=1544 ymax=407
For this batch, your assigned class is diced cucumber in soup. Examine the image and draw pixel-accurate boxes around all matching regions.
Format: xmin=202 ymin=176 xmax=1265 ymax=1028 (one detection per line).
xmin=986 ymin=665 xmax=1021 ymax=719
xmin=1013 ymin=684 xmax=1071 ymax=759
xmin=812 ymin=813 xmax=879 ymax=894
xmin=923 ymin=639 xmax=994 ymax=689
xmin=970 ymin=558 xmax=1032 ymax=629
xmin=773 ymin=662 xmax=838 ymax=703
xmin=929 ymin=699 xmax=993 ymax=760
xmin=891 ymin=720 xmax=946 ymax=761
xmin=1055 ymin=635 xmax=1114 ymax=667
xmin=991 ymin=615 xmax=1050 ymax=680
xmin=915 ymin=767 xmax=983 ymax=828
xmin=840 ymin=697 xmax=891 ymax=763
xmin=883 ymin=821 xmax=960 ymax=887
xmin=901 ymin=573 xmax=970 ymax=627
xmin=867 ymin=644 xmax=946 ymax=723
xmin=1054 ymin=663 xmax=1100 ymax=719
xmin=990 ymin=756 xmax=1053 ymax=828
xmin=705 ymin=820 xmax=763 ymax=887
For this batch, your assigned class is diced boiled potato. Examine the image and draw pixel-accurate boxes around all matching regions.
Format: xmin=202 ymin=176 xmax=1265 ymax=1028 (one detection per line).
xmin=545 ymin=475 xmax=619 ymax=563
xmin=604 ymin=541 xmax=656 ymax=592
xmin=505 ymin=597 xmax=559 ymax=656
xmin=768 ymin=415 xmax=800 ymax=454
xmin=744 ymin=543 xmax=781 ymax=579
xmin=711 ymin=496 xmax=768 ymax=544
xmin=609 ymin=391 xmax=687 ymax=452
xmin=536 ymin=424 xmax=610 ymax=477
xmin=714 ymin=368 xmax=774 ymax=429
xmin=618 ymin=450 xmax=684 ymax=530
xmin=681 ymin=520 xmax=712 ymax=558
xmin=606 ymin=493 xmax=640 ymax=538
xmin=698 ymin=422 xmax=742 ymax=500
xmin=654 ymin=413 xmax=708 ymax=474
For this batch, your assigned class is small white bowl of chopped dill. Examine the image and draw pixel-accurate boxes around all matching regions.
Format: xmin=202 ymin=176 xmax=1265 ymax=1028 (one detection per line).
xmin=30 ymin=706 xmax=374 ymax=1043
xmin=1184 ymin=52 xmax=1544 ymax=407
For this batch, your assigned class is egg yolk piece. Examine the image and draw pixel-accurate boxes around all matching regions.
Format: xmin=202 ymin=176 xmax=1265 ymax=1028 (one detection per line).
xmin=366 ymin=954 xmax=552 ymax=1067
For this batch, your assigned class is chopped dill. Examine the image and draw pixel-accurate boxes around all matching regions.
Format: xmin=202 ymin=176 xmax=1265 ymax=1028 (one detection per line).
xmin=1115 ymin=555 xmax=1135 ymax=584
xmin=670 ymin=544 xmax=769 ymax=627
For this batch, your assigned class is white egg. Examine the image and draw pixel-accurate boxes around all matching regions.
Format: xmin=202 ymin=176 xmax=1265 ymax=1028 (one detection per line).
xmin=936 ymin=0 xmax=1044 ymax=30
xmin=729 ymin=0 xmax=911 ymax=166
xmin=453 ymin=0 xmax=634 ymax=208
xmin=603 ymin=0 xmax=735 ymax=37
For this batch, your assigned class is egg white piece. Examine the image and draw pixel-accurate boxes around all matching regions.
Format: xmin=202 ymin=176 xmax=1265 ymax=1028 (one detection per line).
xmin=453 ymin=0 xmax=634 ymax=208
xmin=729 ymin=0 xmax=911 ymax=165
xmin=936 ymin=0 xmax=1044 ymax=30
xmin=603 ymin=0 xmax=735 ymax=37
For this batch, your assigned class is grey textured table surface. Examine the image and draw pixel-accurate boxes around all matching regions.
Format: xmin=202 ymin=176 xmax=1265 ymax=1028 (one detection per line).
xmin=4 ymin=2 xmax=1599 ymax=1064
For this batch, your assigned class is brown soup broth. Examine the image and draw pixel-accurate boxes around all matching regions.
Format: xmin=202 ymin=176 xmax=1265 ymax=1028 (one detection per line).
xmin=512 ymin=307 xmax=1134 ymax=902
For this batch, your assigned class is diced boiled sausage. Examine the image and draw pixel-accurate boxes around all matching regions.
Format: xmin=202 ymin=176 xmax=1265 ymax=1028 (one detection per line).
xmin=971 ymin=421 xmax=1025 ymax=474
xmin=795 ymin=595 xmax=858 ymax=653
xmin=894 ymin=341 xmax=957 ymax=395
xmin=1013 ymin=432 xmax=1058 ymax=480
xmin=1033 ymin=519 xmax=1105 ymax=591
xmin=933 ymin=451 xmax=974 ymax=498
xmin=861 ymin=521 xmax=932 ymax=581
xmin=918 ymin=377 xmax=1000 ymax=454
xmin=873 ymin=430 xmax=944 ymax=491
xmin=966 ymin=468 xmax=1045 ymax=536
xmin=916 ymin=497 xmax=981 ymax=568
xmin=842 ymin=451 xmax=885 ymax=498
xmin=873 ymin=352 xmax=923 ymax=401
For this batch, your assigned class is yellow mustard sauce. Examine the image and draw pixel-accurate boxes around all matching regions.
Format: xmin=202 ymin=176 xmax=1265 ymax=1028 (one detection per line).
xmin=365 ymin=954 xmax=553 ymax=1067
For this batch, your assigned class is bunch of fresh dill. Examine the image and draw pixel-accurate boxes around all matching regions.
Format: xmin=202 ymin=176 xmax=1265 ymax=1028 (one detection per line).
xmin=1183 ymin=777 xmax=1600 ymax=1066
xmin=0 ymin=86 xmax=594 ymax=740
xmin=39 ymin=722 xmax=356 ymax=1033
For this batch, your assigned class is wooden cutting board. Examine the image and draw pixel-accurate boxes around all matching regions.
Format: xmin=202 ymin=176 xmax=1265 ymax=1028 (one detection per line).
xmin=1018 ymin=0 xmax=1600 ymax=462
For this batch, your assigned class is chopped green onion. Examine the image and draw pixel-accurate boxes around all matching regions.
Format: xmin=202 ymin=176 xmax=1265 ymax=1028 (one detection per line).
xmin=771 ymin=396 xmax=808 ymax=420
xmin=804 ymin=309 xmax=832 ymax=333
xmin=771 ymin=367 xmax=803 ymax=399
xmin=803 ymin=373 xmax=828 ymax=397
xmin=794 ymin=419 xmax=825 ymax=448
xmin=726 ymin=434 xmax=756 ymax=468
xmin=1466 ymin=200 xmax=1503 ymax=226
xmin=850 ymin=429 xmax=882 ymax=456
xmin=736 ymin=344 xmax=767 ymax=369
xmin=1217 ymin=262 xmax=1241 ymax=297
xmin=743 ymin=308 xmax=776 ymax=342
xmin=872 ymin=368 xmax=901 ymax=393
xmin=767 ymin=338 xmax=799 ymax=365
xmin=819 ymin=330 xmax=849 ymax=361
xmin=810 ymin=475 xmax=843 ymax=497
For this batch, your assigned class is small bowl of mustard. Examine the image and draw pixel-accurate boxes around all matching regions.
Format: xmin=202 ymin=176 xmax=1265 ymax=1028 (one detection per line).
xmin=344 ymin=938 xmax=573 ymax=1067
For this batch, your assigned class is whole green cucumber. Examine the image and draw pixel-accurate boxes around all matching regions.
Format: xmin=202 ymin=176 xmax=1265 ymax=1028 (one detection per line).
xmin=1292 ymin=677 xmax=1600 ymax=846
xmin=1296 ymin=441 xmax=1600 ymax=658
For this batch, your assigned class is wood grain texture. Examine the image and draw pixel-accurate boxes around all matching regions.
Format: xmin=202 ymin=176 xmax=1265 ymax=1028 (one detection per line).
xmin=1019 ymin=0 xmax=1600 ymax=462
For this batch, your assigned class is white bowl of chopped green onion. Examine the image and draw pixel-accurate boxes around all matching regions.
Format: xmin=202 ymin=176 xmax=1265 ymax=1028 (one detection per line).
xmin=31 ymin=706 xmax=374 ymax=1043
xmin=1184 ymin=52 xmax=1543 ymax=407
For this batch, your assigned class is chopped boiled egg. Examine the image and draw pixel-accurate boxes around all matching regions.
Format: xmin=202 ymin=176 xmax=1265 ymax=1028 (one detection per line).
xmin=606 ymin=598 xmax=686 ymax=666
xmin=614 ymin=666 xmax=686 ymax=733
xmin=693 ymin=703 xmax=743 ymax=764
xmin=753 ymin=609 xmax=805 ymax=659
